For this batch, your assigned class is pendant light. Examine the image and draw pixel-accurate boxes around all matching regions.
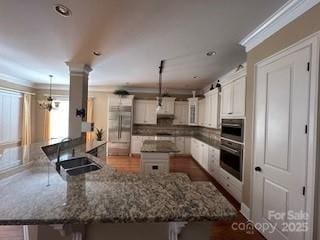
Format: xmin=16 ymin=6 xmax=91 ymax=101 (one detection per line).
xmin=38 ymin=75 xmax=59 ymax=111
xmin=156 ymin=60 xmax=165 ymax=112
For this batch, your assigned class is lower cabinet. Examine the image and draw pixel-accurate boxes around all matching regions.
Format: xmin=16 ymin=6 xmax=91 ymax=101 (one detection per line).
xmin=190 ymin=137 xmax=242 ymax=203
xmin=218 ymin=168 xmax=242 ymax=202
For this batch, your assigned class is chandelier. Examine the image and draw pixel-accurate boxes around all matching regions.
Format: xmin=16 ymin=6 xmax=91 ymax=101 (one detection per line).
xmin=38 ymin=75 xmax=59 ymax=111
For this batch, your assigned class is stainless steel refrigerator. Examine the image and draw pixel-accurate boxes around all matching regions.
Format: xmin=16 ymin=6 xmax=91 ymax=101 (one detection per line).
xmin=108 ymin=105 xmax=132 ymax=155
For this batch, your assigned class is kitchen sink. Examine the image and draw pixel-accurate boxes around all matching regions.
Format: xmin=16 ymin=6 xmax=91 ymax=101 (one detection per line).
xmin=57 ymin=157 xmax=102 ymax=176
xmin=59 ymin=157 xmax=93 ymax=169
xmin=66 ymin=164 xmax=101 ymax=176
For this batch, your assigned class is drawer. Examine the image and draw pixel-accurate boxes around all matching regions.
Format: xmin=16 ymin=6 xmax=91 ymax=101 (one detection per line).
xmin=142 ymin=161 xmax=169 ymax=174
xmin=219 ymin=168 xmax=242 ymax=190
xmin=221 ymin=180 xmax=242 ymax=202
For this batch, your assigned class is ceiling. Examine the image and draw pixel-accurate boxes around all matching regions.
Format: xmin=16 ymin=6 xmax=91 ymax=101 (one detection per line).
xmin=0 ymin=0 xmax=287 ymax=90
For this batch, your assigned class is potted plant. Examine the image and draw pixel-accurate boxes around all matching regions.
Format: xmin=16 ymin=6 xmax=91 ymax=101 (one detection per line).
xmin=95 ymin=128 xmax=104 ymax=141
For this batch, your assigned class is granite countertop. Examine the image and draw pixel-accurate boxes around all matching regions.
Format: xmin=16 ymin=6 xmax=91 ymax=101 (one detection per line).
xmin=141 ymin=140 xmax=179 ymax=153
xmin=0 ymin=141 xmax=236 ymax=225
xmin=0 ymin=139 xmax=106 ymax=176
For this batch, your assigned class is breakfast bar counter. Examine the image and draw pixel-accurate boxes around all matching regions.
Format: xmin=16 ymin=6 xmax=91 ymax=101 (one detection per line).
xmin=0 ymin=140 xmax=236 ymax=239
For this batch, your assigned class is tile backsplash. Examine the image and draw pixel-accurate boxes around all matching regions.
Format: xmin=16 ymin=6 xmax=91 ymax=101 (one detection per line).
xmin=133 ymin=118 xmax=220 ymax=141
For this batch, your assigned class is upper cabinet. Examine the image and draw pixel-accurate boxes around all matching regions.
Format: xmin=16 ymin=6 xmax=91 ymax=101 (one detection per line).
xmin=173 ymin=101 xmax=188 ymax=125
xmin=204 ymin=88 xmax=219 ymax=128
xmin=188 ymin=97 xmax=198 ymax=126
xmin=156 ymin=97 xmax=176 ymax=115
xmin=221 ymin=67 xmax=246 ymax=118
xmin=198 ymin=99 xmax=206 ymax=126
xmin=133 ymin=100 xmax=157 ymax=124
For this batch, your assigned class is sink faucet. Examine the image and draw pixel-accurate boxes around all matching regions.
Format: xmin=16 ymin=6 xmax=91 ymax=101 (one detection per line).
xmin=56 ymin=137 xmax=74 ymax=172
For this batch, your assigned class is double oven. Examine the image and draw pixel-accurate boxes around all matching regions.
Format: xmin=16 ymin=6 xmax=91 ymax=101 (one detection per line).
xmin=220 ymin=119 xmax=244 ymax=181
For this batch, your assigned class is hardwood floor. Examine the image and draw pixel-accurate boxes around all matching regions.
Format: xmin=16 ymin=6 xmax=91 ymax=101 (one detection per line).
xmin=0 ymin=155 xmax=265 ymax=240
xmin=107 ymin=155 xmax=265 ymax=240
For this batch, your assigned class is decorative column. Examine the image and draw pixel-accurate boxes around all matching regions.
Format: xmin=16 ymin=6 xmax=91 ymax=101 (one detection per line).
xmin=66 ymin=62 xmax=92 ymax=139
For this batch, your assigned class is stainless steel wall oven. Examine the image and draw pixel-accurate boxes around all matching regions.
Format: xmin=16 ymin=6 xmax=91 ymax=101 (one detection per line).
xmin=221 ymin=119 xmax=244 ymax=143
xmin=220 ymin=139 xmax=243 ymax=181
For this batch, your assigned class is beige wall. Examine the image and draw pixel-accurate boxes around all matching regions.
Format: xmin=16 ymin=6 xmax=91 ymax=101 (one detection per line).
xmin=243 ymin=3 xmax=320 ymax=208
xmin=35 ymin=89 xmax=109 ymax=141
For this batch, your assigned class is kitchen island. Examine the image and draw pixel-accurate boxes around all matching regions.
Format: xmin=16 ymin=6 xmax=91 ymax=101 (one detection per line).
xmin=140 ymin=140 xmax=179 ymax=174
xmin=0 ymin=140 xmax=236 ymax=240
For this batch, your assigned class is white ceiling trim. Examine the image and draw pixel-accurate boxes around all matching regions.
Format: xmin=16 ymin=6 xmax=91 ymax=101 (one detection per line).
xmin=34 ymin=83 xmax=193 ymax=95
xmin=0 ymin=73 xmax=34 ymax=88
xmin=239 ymin=0 xmax=320 ymax=52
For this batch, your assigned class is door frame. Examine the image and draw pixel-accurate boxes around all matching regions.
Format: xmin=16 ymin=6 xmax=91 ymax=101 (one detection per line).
xmin=251 ymin=32 xmax=320 ymax=240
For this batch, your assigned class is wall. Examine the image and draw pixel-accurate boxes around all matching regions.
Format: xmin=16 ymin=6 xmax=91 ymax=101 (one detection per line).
xmin=34 ymin=89 xmax=109 ymax=142
xmin=243 ymin=3 xmax=320 ymax=213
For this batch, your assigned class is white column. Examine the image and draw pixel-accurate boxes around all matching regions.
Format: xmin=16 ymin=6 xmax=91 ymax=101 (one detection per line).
xmin=66 ymin=62 xmax=92 ymax=139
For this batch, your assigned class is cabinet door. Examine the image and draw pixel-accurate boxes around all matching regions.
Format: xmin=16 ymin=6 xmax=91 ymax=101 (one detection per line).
xmin=184 ymin=137 xmax=191 ymax=154
xmin=175 ymin=137 xmax=185 ymax=154
xmin=205 ymin=96 xmax=211 ymax=127
xmin=166 ymin=100 xmax=175 ymax=115
xmin=145 ymin=101 xmax=157 ymax=124
xmin=181 ymin=102 xmax=189 ymax=125
xmin=198 ymin=99 xmax=205 ymax=126
xmin=221 ymin=83 xmax=233 ymax=116
xmin=133 ymin=101 xmax=145 ymax=124
xmin=173 ymin=102 xmax=183 ymax=125
xmin=232 ymin=76 xmax=246 ymax=117
xmin=210 ymin=92 xmax=219 ymax=128
xmin=199 ymin=143 xmax=208 ymax=170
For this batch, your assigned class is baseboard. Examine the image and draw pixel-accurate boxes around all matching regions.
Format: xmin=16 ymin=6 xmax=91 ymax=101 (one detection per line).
xmin=240 ymin=203 xmax=251 ymax=220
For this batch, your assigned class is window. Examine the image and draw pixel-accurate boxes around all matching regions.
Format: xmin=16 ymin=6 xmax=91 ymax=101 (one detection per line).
xmin=0 ymin=90 xmax=23 ymax=144
xmin=49 ymin=100 xmax=69 ymax=139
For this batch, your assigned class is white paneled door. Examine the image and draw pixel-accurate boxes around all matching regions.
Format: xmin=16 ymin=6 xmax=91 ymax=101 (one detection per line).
xmin=253 ymin=46 xmax=311 ymax=240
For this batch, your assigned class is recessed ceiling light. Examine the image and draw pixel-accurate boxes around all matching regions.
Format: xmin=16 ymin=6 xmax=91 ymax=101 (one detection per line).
xmin=93 ymin=51 xmax=102 ymax=56
xmin=206 ymin=51 xmax=216 ymax=56
xmin=54 ymin=4 xmax=72 ymax=17
xmin=193 ymin=76 xmax=200 ymax=79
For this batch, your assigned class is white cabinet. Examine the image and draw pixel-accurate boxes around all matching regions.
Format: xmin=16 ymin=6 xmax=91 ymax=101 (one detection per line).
xmin=190 ymin=138 xmax=208 ymax=170
xmin=204 ymin=89 xmax=219 ymax=128
xmin=173 ymin=101 xmax=188 ymax=125
xmin=199 ymin=142 xmax=209 ymax=170
xmin=191 ymin=138 xmax=200 ymax=160
xmin=232 ymin=76 xmax=246 ymax=116
xmin=175 ymin=137 xmax=185 ymax=154
xmin=133 ymin=100 xmax=157 ymax=124
xmin=218 ymin=168 xmax=242 ymax=202
xmin=198 ymin=99 xmax=205 ymax=126
xmin=188 ymin=97 xmax=198 ymax=126
xmin=221 ymin=76 xmax=246 ymax=118
xmin=174 ymin=136 xmax=191 ymax=155
xmin=156 ymin=97 xmax=176 ymax=115
xmin=221 ymin=82 xmax=233 ymax=116
xmin=184 ymin=137 xmax=191 ymax=155
xmin=208 ymin=146 xmax=220 ymax=177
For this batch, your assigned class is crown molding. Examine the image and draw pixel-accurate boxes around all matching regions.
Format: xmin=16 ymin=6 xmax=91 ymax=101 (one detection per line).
xmin=0 ymin=73 xmax=35 ymax=88
xmin=33 ymin=84 xmax=194 ymax=95
xmin=240 ymin=0 xmax=320 ymax=52
xmin=65 ymin=62 xmax=92 ymax=75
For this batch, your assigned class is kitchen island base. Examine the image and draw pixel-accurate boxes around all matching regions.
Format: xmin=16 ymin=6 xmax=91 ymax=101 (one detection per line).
xmin=25 ymin=222 xmax=210 ymax=240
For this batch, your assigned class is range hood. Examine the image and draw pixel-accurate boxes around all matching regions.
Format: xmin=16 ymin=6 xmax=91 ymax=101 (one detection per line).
xmin=157 ymin=114 xmax=175 ymax=119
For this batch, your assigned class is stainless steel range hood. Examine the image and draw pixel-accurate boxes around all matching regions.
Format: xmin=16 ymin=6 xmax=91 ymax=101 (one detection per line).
xmin=156 ymin=114 xmax=175 ymax=119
